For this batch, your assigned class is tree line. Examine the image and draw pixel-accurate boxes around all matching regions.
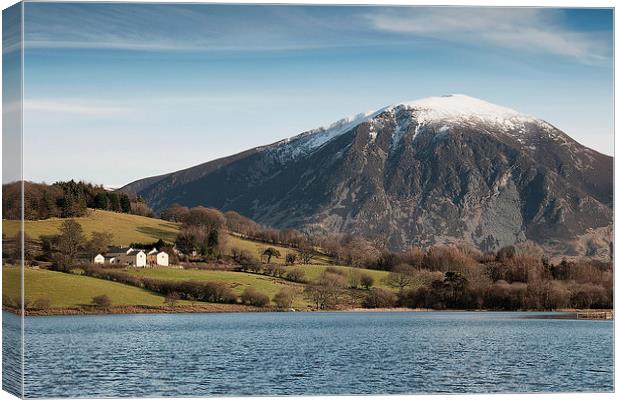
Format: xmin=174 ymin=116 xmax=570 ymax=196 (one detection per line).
xmin=2 ymin=180 xmax=152 ymax=220
xmin=159 ymin=202 xmax=613 ymax=310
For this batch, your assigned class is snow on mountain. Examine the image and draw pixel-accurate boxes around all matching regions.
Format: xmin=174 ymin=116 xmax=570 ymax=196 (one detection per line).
xmin=263 ymin=107 xmax=388 ymax=162
xmin=400 ymin=94 xmax=534 ymax=124
xmin=120 ymin=94 xmax=612 ymax=257
xmin=266 ymin=94 xmax=554 ymax=162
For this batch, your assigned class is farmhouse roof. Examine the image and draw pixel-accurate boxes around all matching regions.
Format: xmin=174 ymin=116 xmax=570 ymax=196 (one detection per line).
xmin=107 ymin=246 xmax=133 ymax=254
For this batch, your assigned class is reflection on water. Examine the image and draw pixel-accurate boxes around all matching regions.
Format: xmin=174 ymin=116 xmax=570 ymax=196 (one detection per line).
xmin=3 ymin=311 xmax=613 ymax=397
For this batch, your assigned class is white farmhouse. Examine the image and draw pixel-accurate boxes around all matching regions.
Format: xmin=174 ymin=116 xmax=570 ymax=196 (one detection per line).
xmin=93 ymin=246 xmax=169 ymax=267
xmin=147 ymin=248 xmax=170 ymax=266
xmin=93 ymin=247 xmax=146 ymax=267
xmin=119 ymin=250 xmax=147 ymax=267
xmin=156 ymin=251 xmax=169 ymax=266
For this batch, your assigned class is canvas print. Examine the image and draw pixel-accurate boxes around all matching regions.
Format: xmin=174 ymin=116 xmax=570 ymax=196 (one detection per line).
xmin=1 ymin=2 xmax=614 ymax=398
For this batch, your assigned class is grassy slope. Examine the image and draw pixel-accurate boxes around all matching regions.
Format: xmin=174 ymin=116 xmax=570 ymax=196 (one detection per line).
xmin=223 ymin=234 xmax=332 ymax=265
xmin=3 ymin=211 xmax=393 ymax=311
xmin=3 ymin=211 xmax=329 ymax=263
xmin=3 ymin=267 xmax=169 ymax=308
xmin=124 ymin=268 xmax=311 ymax=308
xmin=224 ymin=234 xmax=296 ymax=264
xmin=285 ymin=265 xmax=392 ymax=289
xmin=3 ymin=210 xmax=335 ymax=265
xmin=3 ymin=209 xmax=180 ymax=245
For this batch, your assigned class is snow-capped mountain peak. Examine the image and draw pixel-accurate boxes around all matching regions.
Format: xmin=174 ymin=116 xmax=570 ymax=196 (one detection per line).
xmin=267 ymin=94 xmax=547 ymax=162
xmin=121 ymin=94 xmax=612 ymax=258
xmin=394 ymin=94 xmax=538 ymax=125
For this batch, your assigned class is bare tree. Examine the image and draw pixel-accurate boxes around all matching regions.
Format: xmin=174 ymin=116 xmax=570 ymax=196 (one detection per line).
xmin=304 ymin=272 xmax=346 ymax=309
xmin=273 ymin=288 xmax=296 ymax=309
xmin=87 ymin=231 xmax=114 ymax=257
xmin=55 ymin=219 xmax=86 ymax=270
xmin=160 ymin=203 xmax=190 ymax=222
xmin=386 ymin=264 xmax=418 ymax=292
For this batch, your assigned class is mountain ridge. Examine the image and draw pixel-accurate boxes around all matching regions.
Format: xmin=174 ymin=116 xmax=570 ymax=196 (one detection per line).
xmin=120 ymin=95 xmax=613 ymax=258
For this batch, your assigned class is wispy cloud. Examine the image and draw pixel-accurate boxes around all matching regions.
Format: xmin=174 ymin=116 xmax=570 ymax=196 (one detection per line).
xmin=365 ymin=8 xmax=611 ymax=64
xmin=23 ymin=3 xmax=362 ymax=53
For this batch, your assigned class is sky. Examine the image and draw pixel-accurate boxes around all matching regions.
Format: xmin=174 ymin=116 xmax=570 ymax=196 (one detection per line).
xmin=8 ymin=3 xmax=615 ymax=187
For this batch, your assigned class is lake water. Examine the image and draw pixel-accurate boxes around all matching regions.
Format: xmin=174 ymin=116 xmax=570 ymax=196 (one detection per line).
xmin=2 ymin=311 xmax=614 ymax=397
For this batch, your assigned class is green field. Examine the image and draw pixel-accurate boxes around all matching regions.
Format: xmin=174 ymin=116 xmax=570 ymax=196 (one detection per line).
xmin=3 ymin=267 xmax=170 ymax=308
xmin=124 ymin=265 xmax=391 ymax=307
xmin=225 ymin=234 xmax=298 ymax=264
xmin=283 ymin=264 xmax=392 ymax=288
xmin=2 ymin=211 xmax=391 ymax=312
xmin=124 ymin=267 xmax=311 ymax=308
xmin=3 ymin=209 xmax=180 ymax=245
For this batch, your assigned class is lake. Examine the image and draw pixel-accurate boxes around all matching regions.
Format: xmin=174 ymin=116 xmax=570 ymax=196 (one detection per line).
xmin=2 ymin=311 xmax=614 ymax=397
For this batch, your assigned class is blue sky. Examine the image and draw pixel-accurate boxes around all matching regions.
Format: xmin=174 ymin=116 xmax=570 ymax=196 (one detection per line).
xmin=15 ymin=3 xmax=614 ymax=187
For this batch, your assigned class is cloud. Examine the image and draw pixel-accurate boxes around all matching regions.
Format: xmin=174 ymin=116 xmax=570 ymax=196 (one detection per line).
xmin=23 ymin=3 xmax=358 ymax=54
xmin=365 ymin=8 xmax=611 ymax=64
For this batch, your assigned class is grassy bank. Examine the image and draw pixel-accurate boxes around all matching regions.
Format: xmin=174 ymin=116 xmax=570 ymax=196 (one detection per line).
xmin=3 ymin=267 xmax=170 ymax=308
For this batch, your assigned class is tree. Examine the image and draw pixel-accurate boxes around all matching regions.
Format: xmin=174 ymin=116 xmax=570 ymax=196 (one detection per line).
xmin=443 ymin=271 xmax=468 ymax=306
xmin=362 ymin=288 xmax=397 ymax=308
xmin=55 ymin=219 xmax=86 ymax=270
xmin=175 ymin=228 xmax=199 ymax=256
xmin=262 ymin=247 xmax=281 ymax=263
xmin=93 ymin=192 xmax=109 ymax=210
xmin=304 ymin=272 xmax=346 ymax=309
xmin=344 ymin=237 xmax=381 ymax=268
xmin=223 ymin=210 xmax=260 ymax=235
xmin=164 ymin=292 xmax=180 ymax=306
xmin=241 ymin=288 xmax=269 ymax=307
xmin=285 ymin=253 xmax=297 ymax=265
xmin=298 ymin=241 xmax=314 ymax=264
xmin=182 ymin=206 xmax=225 ymax=232
xmin=360 ymin=273 xmax=374 ymax=289
xmin=87 ymin=231 xmax=113 ymax=257
xmin=497 ymin=245 xmax=516 ymax=262
xmin=177 ymin=207 xmax=226 ymax=258
xmin=131 ymin=199 xmax=153 ymax=217
xmin=92 ymin=294 xmax=111 ymax=309
xmin=161 ymin=203 xmax=189 ymax=222
xmin=273 ymin=288 xmax=295 ymax=309
xmin=386 ymin=264 xmax=418 ymax=292
xmin=206 ymin=229 xmax=220 ymax=257
xmin=107 ymin=192 xmax=121 ymax=211
xmin=285 ymin=268 xmax=306 ymax=283
xmin=119 ymin=194 xmax=132 ymax=213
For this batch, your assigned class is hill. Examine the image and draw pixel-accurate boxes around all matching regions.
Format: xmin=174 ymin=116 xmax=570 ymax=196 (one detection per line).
xmin=2 ymin=209 xmax=180 ymax=245
xmin=120 ymin=94 xmax=613 ymax=258
xmin=2 ymin=209 xmax=332 ymax=265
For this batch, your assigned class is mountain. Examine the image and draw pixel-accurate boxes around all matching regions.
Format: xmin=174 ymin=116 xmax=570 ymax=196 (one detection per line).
xmin=120 ymin=95 xmax=613 ymax=257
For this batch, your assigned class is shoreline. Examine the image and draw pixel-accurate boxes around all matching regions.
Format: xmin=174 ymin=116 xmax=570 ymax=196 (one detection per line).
xmin=3 ymin=305 xmax=612 ymax=318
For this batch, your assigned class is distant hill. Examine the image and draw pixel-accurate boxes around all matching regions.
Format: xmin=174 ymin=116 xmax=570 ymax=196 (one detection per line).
xmin=120 ymin=95 xmax=613 ymax=258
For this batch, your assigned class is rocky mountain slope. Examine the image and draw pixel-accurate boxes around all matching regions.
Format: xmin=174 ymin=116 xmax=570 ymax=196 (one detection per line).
xmin=120 ymin=95 xmax=613 ymax=257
